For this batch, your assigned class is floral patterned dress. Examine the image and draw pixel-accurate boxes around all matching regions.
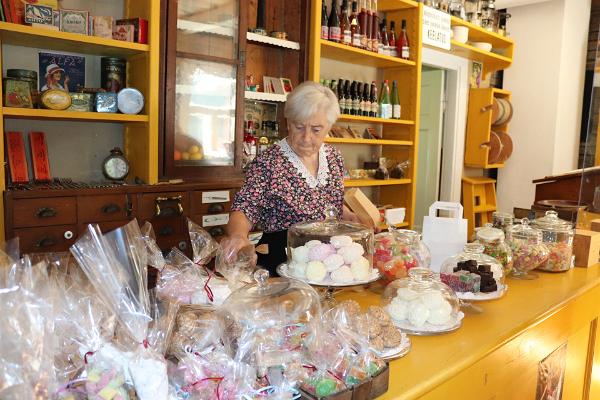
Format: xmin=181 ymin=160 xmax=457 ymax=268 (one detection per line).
xmin=231 ymin=138 xmax=345 ymax=272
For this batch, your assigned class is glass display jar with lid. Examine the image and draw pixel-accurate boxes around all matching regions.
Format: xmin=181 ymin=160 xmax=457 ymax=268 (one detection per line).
xmin=440 ymin=243 xmax=507 ymax=300
xmin=475 ymin=224 xmax=513 ymax=276
xmin=492 ymin=211 xmax=514 ymax=237
xmin=508 ymin=219 xmax=549 ymax=279
xmin=283 ymin=207 xmax=376 ymax=285
xmin=531 ymin=211 xmax=574 ymax=272
xmin=373 ymin=230 xmax=419 ymax=283
xmin=381 ymin=268 xmax=463 ymax=335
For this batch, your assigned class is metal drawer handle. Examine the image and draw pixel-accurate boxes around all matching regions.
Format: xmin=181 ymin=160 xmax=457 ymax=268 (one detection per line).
xmin=155 ymin=195 xmax=184 ymax=217
xmin=101 ymin=203 xmax=121 ymax=214
xmin=209 ymin=226 xmax=225 ymax=237
xmin=36 ymin=236 xmax=56 ymax=248
xmin=36 ymin=207 xmax=57 ymax=218
xmin=207 ymin=204 xmax=225 ymax=213
xmin=159 ymin=225 xmax=175 ymax=236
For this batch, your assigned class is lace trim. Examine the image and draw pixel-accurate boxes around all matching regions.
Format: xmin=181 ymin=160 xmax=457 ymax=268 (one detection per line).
xmin=277 ymin=138 xmax=329 ymax=189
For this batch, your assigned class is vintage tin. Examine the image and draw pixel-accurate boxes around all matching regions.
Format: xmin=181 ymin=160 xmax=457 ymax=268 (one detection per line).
xmin=117 ymin=88 xmax=144 ymax=114
xmin=7 ymin=69 xmax=38 ymax=93
xmin=3 ymin=79 xmax=33 ymax=108
xmin=100 ymin=57 xmax=126 ymax=93
xmin=95 ymin=92 xmax=118 ymax=113
xmin=41 ymin=89 xmax=71 ymax=110
xmin=25 ymin=4 xmax=54 ymax=25
xmin=59 ymin=9 xmax=89 ymax=34
xmin=67 ymin=93 xmax=93 ymax=112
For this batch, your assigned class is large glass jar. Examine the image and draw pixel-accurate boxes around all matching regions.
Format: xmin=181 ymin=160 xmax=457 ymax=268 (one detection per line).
xmin=373 ymin=231 xmax=419 ymax=283
xmin=531 ymin=211 xmax=574 ymax=272
xmin=508 ymin=219 xmax=549 ymax=278
xmin=287 ymin=208 xmax=375 ymax=284
xmin=380 ymin=268 xmax=463 ymax=335
xmin=394 ymin=229 xmax=432 ymax=269
xmin=440 ymin=243 xmax=505 ymax=294
xmin=492 ymin=211 xmax=514 ymax=237
xmin=475 ymin=224 xmax=513 ymax=275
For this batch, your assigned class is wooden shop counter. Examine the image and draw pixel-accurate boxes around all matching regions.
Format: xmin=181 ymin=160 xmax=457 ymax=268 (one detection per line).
xmin=339 ymin=266 xmax=600 ymax=399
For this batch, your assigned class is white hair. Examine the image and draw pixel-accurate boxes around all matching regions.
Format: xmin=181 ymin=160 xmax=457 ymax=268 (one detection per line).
xmin=284 ymin=81 xmax=340 ymax=126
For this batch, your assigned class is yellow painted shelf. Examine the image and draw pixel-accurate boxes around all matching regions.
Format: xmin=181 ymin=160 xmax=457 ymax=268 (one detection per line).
xmin=378 ymin=0 xmax=420 ymax=11
xmin=3 ymin=108 xmax=149 ymax=123
xmin=320 ymin=40 xmax=416 ymax=68
xmin=450 ymin=16 xmax=514 ymax=49
xmin=326 ymin=137 xmax=413 ymax=146
xmin=449 ymin=40 xmax=512 ymax=73
xmin=473 ymin=205 xmax=497 ymax=213
xmin=338 ymin=114 xmax=415 ymax=125
xmin=0 ymin=21 xmax=150 ymax=56
xmin=344 ymin=178 xmax=411 ymax=187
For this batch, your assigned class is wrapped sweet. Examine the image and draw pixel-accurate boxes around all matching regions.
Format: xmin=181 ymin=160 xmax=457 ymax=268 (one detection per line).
xmin=381 ymin=268 xmax=463 ymax=334
xmin=285 ymin=207 xmax=376 ymax=284
xmin=531 ymin=211 xmax=574 ymax=272
xmin=508 ymin=219 xmax=550 ymax=279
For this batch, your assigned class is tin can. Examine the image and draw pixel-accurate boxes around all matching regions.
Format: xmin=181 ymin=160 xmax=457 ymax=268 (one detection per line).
xmin=7 ymin=69 xmax=38 ymax=93
xmin=117 ymin=87 xmax=144 ymax=114
xmin=100 ymin=57 xmax=126 ymax=93
xmin=95 ymin=92 xmax=118 ymax=113
xmin=41 ymin=89 xmax=71 ymax=110
xmin=68 ymin=93 xmax=93 ymax=112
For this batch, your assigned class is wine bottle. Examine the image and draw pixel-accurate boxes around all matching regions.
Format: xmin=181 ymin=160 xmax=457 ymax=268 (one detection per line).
xmin=362 ymin=82 xmax=370 ymax=117
xmin=380 ymin=18 xmax=389 ymax=55
xmin=378 ymin=80 xmax=392 ymax=119
xmin=357 ymin=82 xmax=365 ymax=115
xmin=349 ymin=81 xmax=357 ymax=115
xmin=391 ymin=80 xmax=401 ymax=119
xmin=328 ymin=0 xmax=341 ymax=43
xmin=370 ymin=81 xmax=378 ymax=117
xmin=365 ymin=0 xmax=372 ymax=51
xmin=337 ymin=78 xmax=346 ymax=113
xmin=353 ymin=81 xmax=361 ymax=115
xmin=399 ymin=19 xmax=410 ymax=60
xmin=371 ymin=0 xmax=379 ymax=53
xmin=321 ymin=3 xmax=329 ymax=40
xmin=343 ymin=80 xmax=351 ymax=114
xmin=340 ymin=0 xmax=352 ymax=45
xmin=350 ymin=1 xmax=361 ymax=47
xmin=359 ymin=0 xmax=368 ymax=49
xmin=389 ymin=20 xmax=398 ymax=57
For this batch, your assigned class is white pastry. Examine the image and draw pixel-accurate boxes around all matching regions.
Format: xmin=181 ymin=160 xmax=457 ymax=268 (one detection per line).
xmin=331 ymin=266 xmax=354 ymax=283
xmin=350 ymin=256 xmax=370 ymax=280
xmin=420 ymin=291 xmax=445 ymax=310
xmin=386 ymin=300 xmax=408 ymax=321
xmin=309 ymin=243 xmax=337 ymax=261
xmin=305 ymin=240 xmax=322 ymax=248
xmin=291 ymin=246 xmax=310 ymax=263
xmin=427 ymin=306 xmax=452 ymax=325
xmin=323 ymin=254 xmax=345 ymax=271
xmin=330 ymin=235 xmax=353 ymax=249
xmin=306 ymin=261 xmax=327 ymax=282
xmin=408 ymin=300 xmax=429 ymax=327
xmin=397 ymin=287 xmax=419 ymax=301
xmin=491 ymin=264 xmax=503 ymax=281
xmin=290 ymin=261 xmax=308 ymax=278
xmin=338 ymin=242 xmax=364 ymax=264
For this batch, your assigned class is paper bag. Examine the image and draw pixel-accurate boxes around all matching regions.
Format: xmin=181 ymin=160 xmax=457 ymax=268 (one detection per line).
xmin=422 ymin=202 xmax=468 ymax=272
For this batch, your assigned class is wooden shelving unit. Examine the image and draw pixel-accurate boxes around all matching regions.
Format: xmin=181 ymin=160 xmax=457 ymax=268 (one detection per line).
xmin=3 ymin=108 xmax=149 ymax=123
xmin=310 ymin=0 xmax=422 ymax=229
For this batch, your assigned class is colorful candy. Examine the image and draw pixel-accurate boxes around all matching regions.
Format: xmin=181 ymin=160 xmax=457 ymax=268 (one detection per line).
xmin=510 ymin=239 xmax=549 ymax=275
xmin=539 ymin=242 xmax=572 ymax=272
xmin=373 ymin=234 xmax=418 ymax=283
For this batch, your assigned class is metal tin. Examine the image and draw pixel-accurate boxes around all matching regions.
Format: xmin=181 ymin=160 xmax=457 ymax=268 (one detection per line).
xmin=67 ymin=93 xmax=93 ymax=112
xmin=41 ymin=89 xmax=71 ymax=110
xmin=3 ymin=79 xmax=33 ymax=108
xmin=100 ymin=57 xmax=126 ymax=93
xmin=117 ymin=88 xmax=144 ymax=114
xmin=95 ymin=92 xmax=118 ymax=113
xmin=7 ymin=69 xmax=38 ymax=93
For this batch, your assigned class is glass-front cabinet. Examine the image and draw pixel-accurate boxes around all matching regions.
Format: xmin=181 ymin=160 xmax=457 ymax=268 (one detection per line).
xmin=162 ymin=0 xmax=247 ymax=180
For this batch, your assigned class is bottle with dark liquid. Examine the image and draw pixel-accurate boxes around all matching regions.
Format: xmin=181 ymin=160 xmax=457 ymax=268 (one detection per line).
xmin=350 ymin=1 xmax=361 ymax=47
xmin=371 ymin=0 xmax=379 ymax=52
xmin=340 ymin=0 xmax=351 ymax=45
xmin=343 ymin=80 xmax=351 ymax=114
xmin=365 ymin=0 xmax=372 ymax=51
xmin=370 ymin=81 xmax=378 ymax=117
xmin=359 ymin=0 xmax=368 ymax=49
xmin=357 ymin=82 xmax=365 ymax=115
xmin=328 ymin=0 xmax=341 ymax=42
xmin=389 ymin=20 xmax=398 ymax=57
xmin=321 ymin=3 xmax=329 ymax=40
xmin=399 ymin=19 xmax=410 ymax=60
xmin=380 ymin=18 xmax=389 ymax=55
xmin=391 ymin=80 xmax=401 ymax=119
xmin=349 ymin=81 xmax=357 ymax=115
xmin=337 ymin=78 xmax=346 ymax=114
xmin=362 ymin=82 xmax=370 ymax=117
xmin=352 ymin=81 xmax=361 ymax=115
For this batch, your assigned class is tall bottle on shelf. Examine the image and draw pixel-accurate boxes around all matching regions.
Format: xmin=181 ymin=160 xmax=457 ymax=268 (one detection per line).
xmin=321 ymin=2 xmax=329 ymax=40
xmin=380 ymin=19 xmax=389 ymax=55
xmin=378 ymin=80 xmax=392 ymax=119
xmin=359 ymin=0 xmax=368 ymax=49
xmin=365 ymin=0 xmax=373 ymax=51
xmin=340 ymin=0 xmax=352 ymax=45
xmin=399 ymin=19 xmax=410 ymax=60
xmin=350 ymin=1 xmax=361 ymax=47
xmin=362 ymin=82 xmax=370 ymax=117
xmin=337 ymin=78 xmax=346 ymax=114
xmin=349 ymin=81 xmax=357 ymax=115
xmin=391 ymin=80 xmax=401 ymax=119
xmin=328 ymin=0 xmax=341 ymax=43
xmin=371 ymin=0 xmax=379 ymax=53
xmin=370 ymin=81 xmax=378 ymax=117
xmin=343 ymin=80 xmax=351 ymax=114
xmin=389 ymin=20 xmax=398 ymax=57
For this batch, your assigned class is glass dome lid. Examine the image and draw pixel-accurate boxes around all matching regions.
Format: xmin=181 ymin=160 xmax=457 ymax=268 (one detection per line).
xmin=289 ymin=206 xmax=372 ymax=238
xmin=532 ymin=210 xmax=572 ymax=232
xmin=476 ymin=224 xmax=505 ymax=242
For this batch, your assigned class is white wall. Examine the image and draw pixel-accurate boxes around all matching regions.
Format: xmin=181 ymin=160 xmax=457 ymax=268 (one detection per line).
xmin=496 ymin=0 xmax=590 ymax=212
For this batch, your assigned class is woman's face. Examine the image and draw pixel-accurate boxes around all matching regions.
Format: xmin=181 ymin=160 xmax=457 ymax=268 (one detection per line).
xmin=52 ymin=71 xmax=62 ymax=80
xmin=287 ymin=111 xmax=330 ymax=157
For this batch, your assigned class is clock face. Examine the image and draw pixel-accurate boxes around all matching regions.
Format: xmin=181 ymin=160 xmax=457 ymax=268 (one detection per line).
xmin=104 ymin=157 xmax=129 ymax=180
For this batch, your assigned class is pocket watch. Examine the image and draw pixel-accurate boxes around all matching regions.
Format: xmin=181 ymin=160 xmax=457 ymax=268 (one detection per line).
xmin=102 ymin=147 xmax=129 ymax=181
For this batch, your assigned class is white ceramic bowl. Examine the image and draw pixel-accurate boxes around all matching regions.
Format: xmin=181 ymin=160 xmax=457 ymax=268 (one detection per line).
xmin=451 ymin=26 xmax=469 ymax=44
xmin=471 ymin=41 xmax=493 ymax=52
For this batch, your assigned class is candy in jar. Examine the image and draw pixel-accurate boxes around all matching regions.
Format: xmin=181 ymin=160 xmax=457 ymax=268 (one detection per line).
xmin=492 ymin=211 xmax=514 ymax=237
xmin=475 ymin=224 xmax=513 ymax=275
xmin=531 ymin=211 xmax=574 ymax=272
xmin=373 ymin=231 xmax=418 ymax=283
xmin=508 ymin=219 xmax=549 ymax=279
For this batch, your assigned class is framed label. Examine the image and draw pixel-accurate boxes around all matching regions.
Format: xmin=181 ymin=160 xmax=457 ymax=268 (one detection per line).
xmin=6 ymin=132 xmax=29 ymax=183
xmin=29 ymin=132 xmax=51 ymax=182
xmin=201 ymin=190 xmax=230 ymax=203
xmin=422 ymin=6 xmax=451 ymax=50
xmin=202 ymin=214 xmax=230 ymax=227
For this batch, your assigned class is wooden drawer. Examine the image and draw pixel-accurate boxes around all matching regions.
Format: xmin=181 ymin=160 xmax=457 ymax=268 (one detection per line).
xmin=189 ymin=214 xmax=229 ymax=238
xmin=139 ymin=192 xmax=190 ymax=220
xmin=16 ymin=225 xmax=77 ymax=253
xmin=191 ymin=190 xmax=234 ymax=215
xmin=78 ymin=194 xmax=136 ymax=223
xmin=13 ymin=197 xmax=77 ymax=228
xmin=146 ymin=218 xmax=189 ymax=254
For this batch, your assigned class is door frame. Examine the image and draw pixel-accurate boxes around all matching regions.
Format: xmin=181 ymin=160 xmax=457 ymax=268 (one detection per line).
xmin=421 ymin=47 xmax=469 ymax=203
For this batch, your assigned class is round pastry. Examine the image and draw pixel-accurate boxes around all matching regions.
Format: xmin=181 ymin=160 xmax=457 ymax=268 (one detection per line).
xmin=408 ymin=300 xmax=430 ymax=327
xmin=397 ymin=287 xmax=419 ymax=301
xmin=371 ymin=335 xmax=385 ymax=352
xmin=305 ymin=240 xmax=322 ymax=249
xmin=306 ymin=261 xmax=327 ymax=281
xmin=367 ymin=306 xmax=391 ymax=325
xmin=386 ymin=299 xmax=408 ymax=321
xmin=427 ymin=306 xmax=452 ymax=325
xmin=368 ymin=323 xmax=382 ymax=338
xmin=292 ymin=246 xmax=310 ymax=263
xmin=382 ymin=326 xmax=403 ymax=348
xmin=338 ymin=242 xmax=365 ymax=264
xmin=331 ymin=265 xmax=354 ymax=283
xmin=323 ymin=253 xmax=345 ymax=271
xmin=290 ymin=261 xmax=308 ymax=278
xmin=339 ymin=299 xmax=362 ymax=316
xmin=177 ymin=311 xmax=197 ymax=327
xmin=331 ymin=235 xmax=353 ymax=249
xmin=421 ymin=291 xmax=445 ymax=310
xmin=309 ymin=243 xmax=337 ymax=261
xmin=350 ymin=256 xmax=370 ymax=280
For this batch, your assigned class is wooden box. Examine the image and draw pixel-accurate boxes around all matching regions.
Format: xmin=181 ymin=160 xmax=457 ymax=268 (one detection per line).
xmin=590 ymin=219 xmax=600 ymax=232
xmin=300 ymin=364 xmax=389 ymax=400
xmin=573 ymin=229 xmax=600 ymax=268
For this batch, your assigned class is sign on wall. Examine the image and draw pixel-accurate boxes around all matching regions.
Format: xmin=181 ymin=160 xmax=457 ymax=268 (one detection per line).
xmin=422 ymin=6 xmax=451 ymax=50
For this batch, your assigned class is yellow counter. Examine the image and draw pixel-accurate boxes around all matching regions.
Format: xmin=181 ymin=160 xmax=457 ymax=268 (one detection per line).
xmin=339 ymin=266 xmax=600 ymax=399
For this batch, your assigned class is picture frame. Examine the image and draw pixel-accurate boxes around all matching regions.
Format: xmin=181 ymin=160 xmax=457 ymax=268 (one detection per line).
xmin=280 ymin=78 xmax=294 ymax=94
xmin=38 ymin=51 xmax=85 ymax=92
xmin=270 ymin=77 xmax=286 ymax=95
xmin=263 ymin=76 xmax=275 ymax=94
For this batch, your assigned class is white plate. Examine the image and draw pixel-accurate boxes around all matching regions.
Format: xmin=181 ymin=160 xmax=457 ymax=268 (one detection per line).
xmin=277 ymin=264 xmax=381 ymax=287
xmin=372 ymin=333 xmax=411 ymax=360
xmin=456 ymin=283 xmax=508 ymax=301
xmin=391 ymin=311 xmax=465 ymax=336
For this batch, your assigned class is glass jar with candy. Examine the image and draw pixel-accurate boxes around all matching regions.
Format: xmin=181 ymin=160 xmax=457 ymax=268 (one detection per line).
xmin=508 ymin=219 xmax=549 ymax=279
xmin=373 ymin=231 xmax=419 ymax=283
xmin=475 ymin=224 xmax=513 ymax=276
xmin=492 ymin=211 xmax=514 ymax=237
xmin=531 ymin=211 xmax=574 ymax=272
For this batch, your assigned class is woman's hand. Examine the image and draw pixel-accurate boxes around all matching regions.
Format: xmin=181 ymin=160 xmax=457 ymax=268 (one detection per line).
xmin=219 ymin=235 xmax=257 ymax=266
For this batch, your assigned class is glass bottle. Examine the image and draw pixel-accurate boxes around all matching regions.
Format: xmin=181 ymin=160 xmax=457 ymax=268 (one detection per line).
xmin=388 ymin=20 xmax=398 ymax=57
xmin=350 ymin=1 xmax=361 ymax=47
xmin=358 ymin=82 xmax=365 ymax=116
xmin=380 ymin=19 xmax=389 ymax=55
xmin=370 ymin=0 xmax=379 ymax=52
xmin=321 ymin=3 xmax=329 ymax=40
xmin=242 ymin=120 xmax=257 ymax=169
xmin=340 ymin=0 xmax=352 ymax=45
xmin=328 ymin=0 xmax=342 ymax=42
xmin=365 ymin=0 xmax=373 ymax=51
xmin=343 ymin=79 xmax=351 ymax=114
xmin=399 ymin=19 xmax=410 ymax=60
xmin=362 ymin=82 xmax=370 ymax=117
xmin=391 ymin=80 xmax=401 ymax=119
xmin=257 ymin=121 xmax=270 ymax=154
xmin=337 ymin=78 xmax=346 ymax=114
xmin=352 ymin=81 xmax=361 ymax=115
xmin=369 ymin=81 xmax=378 ymax=117
xmin=378 ymin=80 xmax=391 ymax=119
xmin=359 ymin=0 xmax=368 ymax=49
xmin=349 ymin=81 xmax=356 ymax=115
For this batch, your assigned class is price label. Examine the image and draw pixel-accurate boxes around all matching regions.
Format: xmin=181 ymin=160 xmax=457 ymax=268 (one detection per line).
xmin=422 ymin=6 xmax=451 ymax=50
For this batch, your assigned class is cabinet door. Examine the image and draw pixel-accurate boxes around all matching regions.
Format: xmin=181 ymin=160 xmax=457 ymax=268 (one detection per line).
xmin=163 ymin=0 xmax=246 ymax=180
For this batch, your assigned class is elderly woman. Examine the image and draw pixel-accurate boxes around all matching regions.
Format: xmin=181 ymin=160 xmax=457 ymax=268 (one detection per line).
xmin=224 ymin=81 xmax=358 ymax=274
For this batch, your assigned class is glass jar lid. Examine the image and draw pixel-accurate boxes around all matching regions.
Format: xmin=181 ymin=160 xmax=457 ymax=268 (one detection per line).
xmin=510 ymin=219 xmax=543 ymax=242
xmin=289 ymin=206 xmax=372 ymax=238
xmin=476 ymin=224 xmax=505 ymax=242
xmin=492 ymin=211 xmax=514 ymax=222
xmin=532 ymin=210 xmax=573 ymax=233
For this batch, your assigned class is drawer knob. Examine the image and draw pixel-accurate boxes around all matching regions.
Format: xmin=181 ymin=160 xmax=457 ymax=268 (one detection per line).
xmin=209 ymin=226 xmax=225 ymax=237
xmin=36 ymin=236 xmax=56 ymax=248
xmin=178 ymin=241 xmax=187 ymax=250
xmin=159 ymin=225 xmax=174 ymax=236
xmin=208 ymin=203 xmax=225 ymax=213
xmin=101 ymin=203 xmax=121 ymax=214
xmin=64 ymin=231 xmax=74 ymax=240
xmin=155 ymin=196 xmax=184 ymax=218
xmin=36 ymin=207 xmax=57 ymax=218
